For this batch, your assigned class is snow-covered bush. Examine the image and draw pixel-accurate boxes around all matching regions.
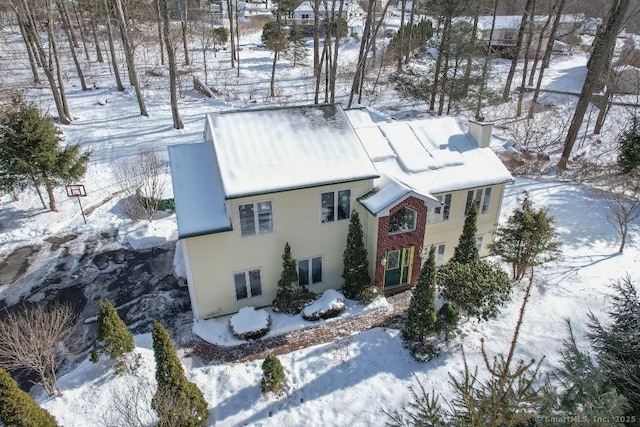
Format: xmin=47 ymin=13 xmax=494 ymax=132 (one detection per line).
xmin=229 ymin=307 xmax=271 ymax=340
xmin=409 ymin=342 xmax=440 ymax=363
xmin=302 ymin=289 xmax=347 ymax=321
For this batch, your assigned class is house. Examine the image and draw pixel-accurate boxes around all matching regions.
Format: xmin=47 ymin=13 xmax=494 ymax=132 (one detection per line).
xmin=290 ymin=0 xmax=365 ymax=27
xmin=168 ymin=104 xmax=513 ymax=319
xmin=461 ymin=14 xmax=586 ymax=58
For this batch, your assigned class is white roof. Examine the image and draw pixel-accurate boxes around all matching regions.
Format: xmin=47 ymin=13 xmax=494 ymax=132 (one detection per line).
xmin=347 ymin=108 xmax=513 ymax=216
xmin=168 ymin=142 xmax=231 ymax=238
xmin=205 ymin=104 xmax=378 ymax=199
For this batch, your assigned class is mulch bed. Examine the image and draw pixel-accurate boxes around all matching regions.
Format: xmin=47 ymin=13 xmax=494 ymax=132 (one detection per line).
xmin=187 ymin=291 xmax=412 ymax=363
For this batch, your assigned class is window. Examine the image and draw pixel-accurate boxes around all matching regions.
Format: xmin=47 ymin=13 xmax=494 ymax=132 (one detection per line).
xmin=298 ymin=257 xmax=322 ymax=286
xmin=429 ymin=193 xmax=452 ymax=224
xmin=233 ymin=269 xmax=263 ymax=300
xmin=386 ymin=250 xmax=400 ymax=270
xmin=389 ymin=207 xmax=417 ymax=234
xmin=476 ymin=235 xmax=484 ymax=251
xmin=465 ymin=187 xmax=492 ymax=215
xmin=435 ymin=243 xmax=446 ymax=262
xmin=239 ymin=201 xmax=273 ymax=236
xmin=321 ymin=189 xmax=351 ymax=223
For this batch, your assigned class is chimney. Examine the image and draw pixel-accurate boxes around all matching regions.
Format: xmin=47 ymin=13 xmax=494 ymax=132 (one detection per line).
xmin=468 ymin=119 xmax=493 ymax=148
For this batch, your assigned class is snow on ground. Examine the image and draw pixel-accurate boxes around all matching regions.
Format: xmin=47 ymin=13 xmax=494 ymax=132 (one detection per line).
xmin=1 ymin=18 xmax=639 ymax=427
xmin=40 ymin=178 xmax=640 ymax=426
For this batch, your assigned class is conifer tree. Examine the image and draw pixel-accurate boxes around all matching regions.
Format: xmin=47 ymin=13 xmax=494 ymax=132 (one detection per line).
xmin=452 ymin=202 xmax=479 ymax=265
xmin=0 ymin=367 xmax=58 ymax=427
xmin=342 ymin=210 xmax=371 ymax=300
xmin=287 ymin=23 xmax=308 ymax=67
xmin=403 ymin=247 xmax=438 ymax=343
xmin=618 ymin=116 xmax=640 ymax=174
xmin=151 ymin=321 xmax=209 ymax=427
xmin=436 ymin=302 xmax=459 ymax=342
xmin=0 ymin=95 xmax=90 ymax=211
xmin=91 ymin=299 xmax=135 ymax=374
xmin=272 ymin=242 xmax=299 ymax=313
xmin=261 ymin=354 xmax=285 ymax=395
xmin=587 ymin=276 xmax=640 ymax=415
xmin=489 ymin=191 xmax=562 ymax=281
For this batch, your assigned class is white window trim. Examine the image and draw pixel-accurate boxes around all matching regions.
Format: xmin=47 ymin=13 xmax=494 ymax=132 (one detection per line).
xmin=232 ymin=268 xmax=263 ymax=301
xmin=465 ymin=187 xmax=492 ymax=216
xmin=320 ymin=188 xmax=352 ymax=224
xmin=428 ymin=193 xmax=452 ymax=224
xmin=298 ymin=256 xmax=323 ymax=286
xmin=476 ymin=235 xmax=484 ymax=251
xmin=389 ymin=207 xmax=417 ymax=235
xmin=238 ymin=200 xmax=274 ymax=237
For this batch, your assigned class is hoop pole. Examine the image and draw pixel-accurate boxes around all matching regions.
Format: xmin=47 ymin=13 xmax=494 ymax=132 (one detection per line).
xmin=77 ymin=196 xmax=87 ymax=224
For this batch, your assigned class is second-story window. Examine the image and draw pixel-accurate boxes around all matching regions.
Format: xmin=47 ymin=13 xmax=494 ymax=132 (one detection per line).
xmin=465 ymin=187 xmax=492 ymax=215
xmin=321 ymin=189 xmax=351 ymax=223
xmin=239 ymin=201 xmax=273 ymax=236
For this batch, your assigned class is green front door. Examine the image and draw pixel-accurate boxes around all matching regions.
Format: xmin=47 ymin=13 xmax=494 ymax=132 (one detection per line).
xmin=384 ymin=247 xmax=414 ymax=288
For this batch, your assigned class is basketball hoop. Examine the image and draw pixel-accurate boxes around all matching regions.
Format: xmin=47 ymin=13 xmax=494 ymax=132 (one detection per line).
xmin=65 ymin=184 xmax=87 ymax=224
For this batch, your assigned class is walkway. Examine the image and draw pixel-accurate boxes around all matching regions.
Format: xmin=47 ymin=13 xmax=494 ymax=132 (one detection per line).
xmin=189 ymin=292 xmax=412 ymax=363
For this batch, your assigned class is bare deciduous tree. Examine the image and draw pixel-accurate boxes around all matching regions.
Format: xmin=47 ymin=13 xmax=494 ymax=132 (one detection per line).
xmin=98 ymin=376 xmax=156 ymax=427
xmin=0 ymin=303 xmax=77 ymax=397
xmin=602 ymin=175 xmax=640 ymax=253
xmin=117 ymin=149 xmax=170 ymax=222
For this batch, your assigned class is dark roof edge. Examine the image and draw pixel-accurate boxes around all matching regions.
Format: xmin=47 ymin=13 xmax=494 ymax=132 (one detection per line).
xmin=179 ymin=226 xmax=233 ymax=240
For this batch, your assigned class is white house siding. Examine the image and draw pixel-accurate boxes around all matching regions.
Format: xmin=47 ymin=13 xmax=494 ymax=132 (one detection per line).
xmin=423 ymin=183 xmax=506 ymax=264
xmin=184 ymin=179 xmax=373 ymax=319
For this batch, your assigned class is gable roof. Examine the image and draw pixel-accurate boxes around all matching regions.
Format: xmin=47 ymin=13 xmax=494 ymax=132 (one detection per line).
xmin=345 ymin=107 xmax=513 ymax=216
xmin=205 ymin=104 xmax=379 ymax=199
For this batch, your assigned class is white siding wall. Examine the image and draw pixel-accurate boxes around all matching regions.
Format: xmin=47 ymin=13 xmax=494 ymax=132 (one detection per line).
xmin=424 ymin=183 xmax=506 ymax=264
xmin=184 ymin=180 xmax=373 ymax=319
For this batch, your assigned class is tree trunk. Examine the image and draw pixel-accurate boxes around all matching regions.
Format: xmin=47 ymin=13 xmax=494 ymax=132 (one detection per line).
xmin=43 ymin=175 xmax=58 ymax=212
xmin=18 ymin=19 xmax=40 ymax=84
xmin=502 ymin=0 xmax=534 ymax=101
xmin=160 ymin=0 xmax=184 ymax=129
xmin=313 ymin=0 xmax=320 ymax=80
xmin=475 ymin=0 xmax=498 ymax=118
xmin=47 ymin=0 xmax=72 ymax=120
xmin=104 ymin=0 xmax=125 ymax=91
xmin=527 ymin=1 xmax=555 ymax=86
xmin=404 ymin=0 xmax=415 ymax=65
xmin=270 ymin=49 xmax=278 ymax=97
xmin=227 ymin=0 xmax=235 ymax=68
xmin=57 ymin=0 xmax=79 ymax=48
xmin=113 ymin=0 xmax=149 ymax=116
xmin=315 ymin=42 xmax=325 ymax=104
xmin=594 ymin=82 xmax=613 ymax=134
xmin=397 ymin=0 xmax=406 ymax=73
xmin=14 ymin=0 xmax=71 ymax=124
xmin=30 ymin=174 xmax=47 ymax=209
xmin=527 ymin=0 xmax=565 ymax=119
xmin=436 ymin=15 xmax=452 ymax=115
xmin=462 ymin=11 xmax=479 ymax=96
xmin=558 ymin=0 xmax=630 ymax=170
xmin=155 ymin=0 xmax=165 ymax=65
xmin=70 ymin=0 xmax=91 ymax=62
xmin=180 ymin=0 xmax=190 ymax=65
xmin=235 ymin=0 xmax=240 ymax=77
xmin=516 ymin=0 xmax=535 ymax=117
xmin=329 ymin=0 xmax=344 ymax=103
xmin=90 ymin=13 xmax=105 ymax=63
xmin=57 ymin=0 xmax=88 ymax=91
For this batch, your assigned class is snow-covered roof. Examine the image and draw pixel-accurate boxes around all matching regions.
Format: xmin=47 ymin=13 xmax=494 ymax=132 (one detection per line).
xmin=346 ymin=108 xmax=513 ymax=216
xmin=458 ymin=14 xmax=586 ymax=32
xmin=294 ymin=0 xmax=364 ymax=16
xmin=205 ymin=104 xmax=379 ymax=199
xmin=168 ymin=142 xmax=231 ymax=238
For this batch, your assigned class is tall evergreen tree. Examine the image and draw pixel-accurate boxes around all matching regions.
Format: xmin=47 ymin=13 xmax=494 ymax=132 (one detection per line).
xmin=489 ymin=191 xmax=562 ymax=281
xmin=553 ymin=321 xmax=629 ymax=424
xmin=587 ymin=277 xmax=640 ymax=415
xmin=262 ymin=20 xmax=289 ymax=97
xmin=91 ymin=299 xmax=135 ymax=374
xmin=272 ymin=242 xmax=299 ymax=313
xmin=452 ymin=202 xmax=479 ymax=264
xmin=342 ymin=210 xmax=371 ymax=300
xmin=0 ymin=367 xmax=58 ymax=427
xmin=287 ymin=23 xmax=308 ymax=67
xmin=0 ymin=96 xmax=90 ymax=212
xmin=618 ymin=116 xmax=640 ymax=174
xmin=152 ymin=321 xmax=209 ymax=427
xmin=403 ymin=247 xmax=438 ymax=343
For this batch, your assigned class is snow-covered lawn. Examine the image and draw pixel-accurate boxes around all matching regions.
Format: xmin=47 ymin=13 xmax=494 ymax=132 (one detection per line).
xmin=41 ymin=178 xmax=640 ymax=426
